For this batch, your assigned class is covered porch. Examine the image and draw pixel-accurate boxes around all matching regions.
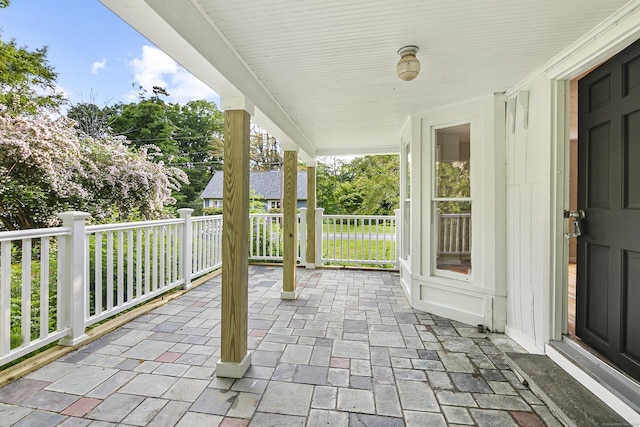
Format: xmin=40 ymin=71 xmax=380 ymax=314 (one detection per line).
xmin=0 ymin=265 xmax=558 ymax=426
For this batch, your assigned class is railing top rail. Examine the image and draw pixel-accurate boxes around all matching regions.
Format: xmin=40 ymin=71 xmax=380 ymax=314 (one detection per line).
xmin=0 ymin=226 xmax=70 ymax=242
xmin=192 ymin=215 xmax=223 ymax=222
xmin=249 ymin=213 xmax=284 ymax=217
xmin=322 ymin=214 xmax=397 ymax=220
xmin=438 ymin=213 xmax=472 ymax=218
xmin=86 ymin=218 xmax=183 ymax=233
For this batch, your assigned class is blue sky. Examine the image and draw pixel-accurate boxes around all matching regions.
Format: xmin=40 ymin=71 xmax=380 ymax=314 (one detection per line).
xmin=0 ymin=0 xmax=219 ymax=107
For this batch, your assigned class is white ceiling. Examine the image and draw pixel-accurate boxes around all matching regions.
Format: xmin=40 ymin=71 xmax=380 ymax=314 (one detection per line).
xmin=100 ymin=0 xmax=631 ymax=159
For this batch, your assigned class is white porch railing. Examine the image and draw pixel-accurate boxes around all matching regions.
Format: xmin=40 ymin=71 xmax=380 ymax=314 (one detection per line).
xmin=247 ymin=213 xmax=305 ymax=262
xmin=0 ymin=208 xmax=399 ymax=368
xmin=316 ymin=209 xmax=399 ymax=268
xmin=0 ymin=226 xmax=71 ymax=366
xmin=437 ymin=212 xmax=471 ymax=255
xmin=0 ymin=209 xmax=222 ymax=367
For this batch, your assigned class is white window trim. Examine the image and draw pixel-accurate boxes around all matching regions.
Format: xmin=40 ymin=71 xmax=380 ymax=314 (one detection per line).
xmin=430 ymin=122 xmax=473 ymax=282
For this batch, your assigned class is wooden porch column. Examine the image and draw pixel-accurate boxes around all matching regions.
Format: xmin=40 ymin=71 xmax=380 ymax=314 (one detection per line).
xmin=305 ymin=163 xmax=317 ymax=268
xmin=282 ymin=146 xmax=299 ymax=299
xmin=216 ymin=102 xmax=252 ymax=378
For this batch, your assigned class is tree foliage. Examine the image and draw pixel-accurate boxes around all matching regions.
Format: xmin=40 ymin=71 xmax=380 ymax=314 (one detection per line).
xmin=109 ymin=98 xmax=178 ymax=158
xmin=316 ymin=158 xmax=345 ymax=214
xmin=0 ymin=38 xmax=64 ymax=116
xmin=250 ymin=123 xmax=281 ymax=171
xmin=436 ymin=161 xmax=471 ymax=213
xmin=67 ymin=101 xmax=115 ymax=138
xmin=316 ymin=155 xmax=400 ymax=215
xmin=0 ymin=113 xmax=187 ymax=230
xmin=168 ymin=100 xmax=224 ymax=212
xmin=68 ymin=97 xmax=225 ymax=215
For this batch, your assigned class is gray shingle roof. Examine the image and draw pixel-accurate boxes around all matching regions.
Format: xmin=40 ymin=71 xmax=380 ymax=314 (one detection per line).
xmin=201 ymin=170 xmax=308 ymax=200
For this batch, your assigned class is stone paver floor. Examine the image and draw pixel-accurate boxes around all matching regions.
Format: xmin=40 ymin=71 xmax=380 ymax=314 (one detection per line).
xmin=0 ymin=266 xmax=562 ymax=426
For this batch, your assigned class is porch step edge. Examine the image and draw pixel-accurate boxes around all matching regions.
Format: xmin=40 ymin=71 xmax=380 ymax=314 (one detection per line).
xmin=548 ymin=338 xmax=640 ymax=413
xmin=504 ymin=352 xmax=631 ymax=427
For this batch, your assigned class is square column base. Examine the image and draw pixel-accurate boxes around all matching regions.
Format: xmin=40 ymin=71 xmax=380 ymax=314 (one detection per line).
xmin=216 ymin=352 xmax=252 ymax=378
xmin=305 ymin=263 xmax=316 ymax=269
xmin=60 ymin=334 xmax=89 ymax=347
xmin=281 ymin=290 xmax=299 ymax=300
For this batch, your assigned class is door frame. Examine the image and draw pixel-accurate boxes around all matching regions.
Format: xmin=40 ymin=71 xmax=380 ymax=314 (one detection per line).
xmin=546 ymin=4 xmax=640 ymax=343
xmin=541 ymin=4 xmax=640 ymax=422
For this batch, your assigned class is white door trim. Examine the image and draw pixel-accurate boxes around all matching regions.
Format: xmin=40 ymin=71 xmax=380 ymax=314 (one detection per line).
xmin=546 ymin=4 xmax=640 ymax=342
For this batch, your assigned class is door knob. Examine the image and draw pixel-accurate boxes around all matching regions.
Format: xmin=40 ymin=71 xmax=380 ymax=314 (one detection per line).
xmin=564 ymin=210 xmax=585 ymax=238
xmin=564 ymin=210 xmax=585 ymax=219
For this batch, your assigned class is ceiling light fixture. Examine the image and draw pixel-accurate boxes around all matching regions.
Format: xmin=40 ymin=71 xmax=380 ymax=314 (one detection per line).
xmin=396 ymin=45 xmax=420 ymax=81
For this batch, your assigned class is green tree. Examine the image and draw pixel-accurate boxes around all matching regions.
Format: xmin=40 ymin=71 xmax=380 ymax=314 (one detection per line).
xmin=342 ymin=155 xmax=400 ymax=215
xmin=109 ymin=98 xmax=178 ymax=159
xmin=168 ymin=100 xmax=224 ymax=213
xmin=250 ymin=123 xmax=281 ymax=171
xmin=317 ymin=155 xmax=400 ymax=215
xmin=67 ymin=101 xmax=115 ymax=138
xmin=0 ymin=113 xmax=187 ymax=230
xmin=436 ymin=161 xmax=471 ymax=213
xmin=0 ymin=38 xmax=64 ymax=116
xmin=89 ymin=96 xmax=224 ymax=215
xmin=316 ymin=157 xmax=345 ymax=214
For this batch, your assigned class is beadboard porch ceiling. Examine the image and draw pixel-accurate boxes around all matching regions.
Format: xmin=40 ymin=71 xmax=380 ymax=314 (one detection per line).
xmin=99 ymin=0 xmax=630 ymax=159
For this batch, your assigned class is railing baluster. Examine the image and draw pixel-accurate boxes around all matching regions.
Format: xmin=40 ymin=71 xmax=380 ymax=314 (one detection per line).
xmin=21 ymin=238 xmax=32 ymax=347
xmin=106 ymin=231 xmax=114 ymax=310
xmin=152 ymin=227 xmax=158 ymax=292
xmin=359 ymin=218 xmax=363 ymax=261
xmin=117 ymin=230 xmax=124 ymax=306
xmin=217 ymin=217 xmax=223 ymax=265
xmin=204 ymin=220 xmax=211 ymax=271
xmin=166 ymin=225 xmax=172 ymax=284
xmin=463 ymin=217 xmax=468 ymax=252
xmin=262 ymin=216 xmax=267 ymax=257
xmin=159 ymin=226 xmax=165 ymax=288
xmin=1 ymin=242 xmax=11 ymax=355
xmin=136 ymin=228 xmax=142 ymax=299
xmin=56 ymin=237 xmax=65 ymax=331
xmin=84 ymin=233 xmax=90 ymax=324
xmin=40 ymin=237 xmax=50 ymax=339
xmin=173 ymin=224 xmax=178 ymax=283
xmin=192 ymin=221 xmax=199 ymax=273
xmin=380 ymin=218 xmax=385 ymax=262
xmin=346 ymin=218 xmax=351 ymax=261
xmin=455 ymin=217 xmax=460 ymax=252
xmin=127 ymin=229 xmax=134 ymax=302
xmin=145 ymin=227 xmax=151 ymax=295
xmin=451 ymin=218 xmax=455 ymax=252
xmin=199 ymin=220 xmax=203 ymax=272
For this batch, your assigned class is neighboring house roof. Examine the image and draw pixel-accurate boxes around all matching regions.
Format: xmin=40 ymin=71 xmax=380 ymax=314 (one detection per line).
xmin=201 ymin=170 xmax=307 ymax=200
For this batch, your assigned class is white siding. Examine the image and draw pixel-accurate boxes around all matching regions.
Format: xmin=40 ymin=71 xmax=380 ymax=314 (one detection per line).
xmin=505 ymin=77 xmax=553 ymax=353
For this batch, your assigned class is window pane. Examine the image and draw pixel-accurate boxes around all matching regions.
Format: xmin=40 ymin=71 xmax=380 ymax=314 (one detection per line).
xmin=435 ymin=201 xmax=471 ymax=274
xmin=436 ymin=124 xmax=470 ymax=198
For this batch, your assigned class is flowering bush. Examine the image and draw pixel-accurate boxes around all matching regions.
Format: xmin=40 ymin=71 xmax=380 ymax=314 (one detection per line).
xmin=0 ymin=112 xmax=188 ymax=230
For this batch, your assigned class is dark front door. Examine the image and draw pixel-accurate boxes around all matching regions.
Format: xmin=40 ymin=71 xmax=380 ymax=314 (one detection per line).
xmin=577 ymin=38 xmax=640 ymax=382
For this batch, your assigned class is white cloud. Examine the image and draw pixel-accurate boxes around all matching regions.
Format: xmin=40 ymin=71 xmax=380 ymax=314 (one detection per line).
xmin=128 ymin=45 xmax=218 ymax=104
xmin=91 ymin=58 xmax=107 ymax=75
xmin=168 ymin=69 xmax=219 ymax=104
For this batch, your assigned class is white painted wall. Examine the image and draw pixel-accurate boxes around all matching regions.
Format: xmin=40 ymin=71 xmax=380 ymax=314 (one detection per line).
xmin=402 ymin=95 xmax=507 ymax=332
xmin=504 ymin=78 xmax=554 ymax=354
xmin=503 ymin=0 xmax=640 ymax=355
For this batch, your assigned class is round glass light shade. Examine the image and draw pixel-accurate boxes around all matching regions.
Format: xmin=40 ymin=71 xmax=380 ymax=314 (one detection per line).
xmin=397 ymin=54 xmax=420 ymax=81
